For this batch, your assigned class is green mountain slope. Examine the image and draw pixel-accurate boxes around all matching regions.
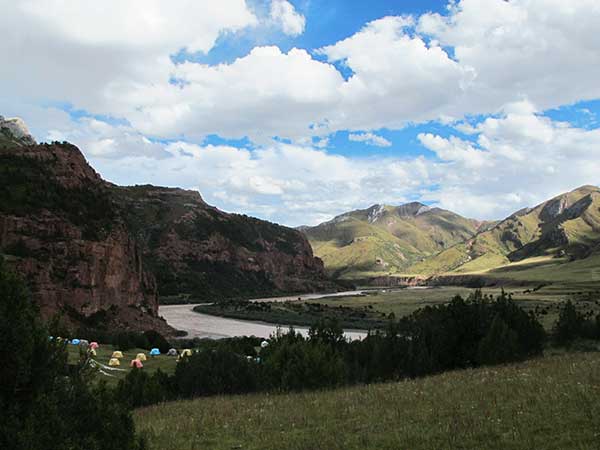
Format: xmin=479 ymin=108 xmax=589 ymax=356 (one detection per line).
xmin=302 ymin=202 xmax=483 ymax=278
xmin=408 ymin=185 xmax=600 ymax=276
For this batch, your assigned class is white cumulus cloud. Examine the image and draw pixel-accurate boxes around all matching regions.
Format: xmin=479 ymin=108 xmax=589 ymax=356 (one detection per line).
xmin=348 ymin=132 xmax=392 ymax=147
xmin=269 ymin=0 xmax=306 ymax=36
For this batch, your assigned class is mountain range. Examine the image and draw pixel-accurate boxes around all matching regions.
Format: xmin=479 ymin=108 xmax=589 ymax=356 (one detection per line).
xmin=302 ymin=186 xmax=600 ymax=282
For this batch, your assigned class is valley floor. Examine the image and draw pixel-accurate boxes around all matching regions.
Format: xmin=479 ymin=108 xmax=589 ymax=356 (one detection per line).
xmin=135 ymin=352 xmax=600 ymax=450
xmin=183 ymin=284 xmax=600 ymax=332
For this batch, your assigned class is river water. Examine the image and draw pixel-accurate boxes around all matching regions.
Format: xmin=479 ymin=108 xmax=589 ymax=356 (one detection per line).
xmin=159 ymin=301 xmax=368 ymax=341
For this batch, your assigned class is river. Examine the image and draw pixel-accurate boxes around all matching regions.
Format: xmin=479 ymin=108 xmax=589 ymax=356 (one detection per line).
xmin=159 ymin=303 xmax=368 ymax=341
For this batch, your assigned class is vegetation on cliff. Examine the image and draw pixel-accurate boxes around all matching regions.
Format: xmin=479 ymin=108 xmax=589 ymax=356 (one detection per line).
xmin=113 ymin=185 xmax=334 ymax=301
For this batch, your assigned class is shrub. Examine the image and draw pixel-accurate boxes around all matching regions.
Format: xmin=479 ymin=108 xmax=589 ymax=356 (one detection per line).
xmin=262 ymin=329 xmax=347 ymax=391
xmin=477 ymin=314 xmax=519 ymax=365
xmin=174 ymin=348 xmax=258 ymax=397
xmin=553 ymin=300 xmax=585 ymax=346
xmin=117 ymin=369 xmax=174 ymax=408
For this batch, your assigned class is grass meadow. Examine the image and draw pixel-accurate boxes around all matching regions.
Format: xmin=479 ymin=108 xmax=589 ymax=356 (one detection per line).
xmin=134 ymin=352 xmax=600 ymax=450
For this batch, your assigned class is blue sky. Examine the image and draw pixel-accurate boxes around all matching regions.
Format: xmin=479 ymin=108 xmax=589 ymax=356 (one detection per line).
xmin=2 ymin=0 xmax=600 ymax=226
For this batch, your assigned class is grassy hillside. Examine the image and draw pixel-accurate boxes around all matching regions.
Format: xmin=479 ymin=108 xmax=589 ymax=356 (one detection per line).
xmin=305 ymin=186 xmax=600 ymax=282
xmin=407 ymin=185 xmax=600 ymax=277
xmin=135 ymin=352 xmax=600 ymax=450
xmin=303 ymin=202 xmax=481 ymax=279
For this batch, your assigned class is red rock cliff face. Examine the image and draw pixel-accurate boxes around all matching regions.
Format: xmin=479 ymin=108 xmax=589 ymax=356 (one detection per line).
xmin=0 ymin=142 xmax=170 ymax=333
xmin=115 ymin=186 xmax=337 ymax=300
xmin=1 ymin=139 xmax=337 ymax=330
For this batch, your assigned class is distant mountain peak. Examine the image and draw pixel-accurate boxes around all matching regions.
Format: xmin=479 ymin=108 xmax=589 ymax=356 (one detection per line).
xmin=395 ymin=201 xmax=431 ymax=217
xmin=367 ymin=204 xmax=386 ymax=223
xmin=0 ymin=115 xmax=36 ymax=146
xmin=571 ymin=184 xmax=600 ymax=194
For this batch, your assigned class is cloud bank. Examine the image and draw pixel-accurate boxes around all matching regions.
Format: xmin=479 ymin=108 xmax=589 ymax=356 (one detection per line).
xmin=2 ymin=0 xmax=599 ymax=225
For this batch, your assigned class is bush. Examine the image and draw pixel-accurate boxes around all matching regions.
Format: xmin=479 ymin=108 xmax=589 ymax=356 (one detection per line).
xmin=553 ymin=300 xmax=599 ymax=345
xmin=174 ymin=348 xmax=258 ymax=397
xmin=262 ymin=328 xmax=347 ymax=391
xmin=477 ymin=314 xmax=519 ymax=365
xmin=143 ymin=330 xmax=170 ymax=353
xmin=117 ymin=369 xmax=174 ymax=408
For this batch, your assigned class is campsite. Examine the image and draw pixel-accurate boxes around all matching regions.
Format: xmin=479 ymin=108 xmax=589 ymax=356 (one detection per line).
xmin=65 ymin=344 xmax=178 ymax=383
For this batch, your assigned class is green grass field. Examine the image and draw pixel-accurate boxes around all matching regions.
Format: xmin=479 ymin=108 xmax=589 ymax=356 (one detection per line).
xmin=66 ymin=345 xmax=178 ymax=383
xmin=191 ymin=280 xmax=600 ymax=332
xmin=135 ymin=352 xmax=600 ymax=450
xmin=306 ymin=285 xmax=600 ymax=330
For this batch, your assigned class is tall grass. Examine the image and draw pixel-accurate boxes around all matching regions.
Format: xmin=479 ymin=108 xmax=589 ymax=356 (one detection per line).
xmin=135 ymin=352 xmax=600 ymax=450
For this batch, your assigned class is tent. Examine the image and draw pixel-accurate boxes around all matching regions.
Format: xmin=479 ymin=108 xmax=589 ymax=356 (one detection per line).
xmin=79 ymin=339 xmax=89 ymax=347
xmin=149 ymin=348 xmax=160 ymax=356
xmin=89 ymin=342 xmax=99 ymax=350
xmin=177 ymin=349 xmax=193 ymax=362
xmin=108 ymin=358 xmax=120 ymax=367
xmin=130 ymin=359 xmax=143 ymax=369
xmin=89 ymin=349 xmax=97 ymax=357
xmin=136 ymin=353 xmax=147 ymax=361
xmin=112 ymin=351 xmax=124 ymax=359
xmin=167 ymin=348 xmax=178 ymax=357
xmin=260 ymin=340 xmax=269 ymax=349
xmin=71 ymin=339 xmax=81 ymax=345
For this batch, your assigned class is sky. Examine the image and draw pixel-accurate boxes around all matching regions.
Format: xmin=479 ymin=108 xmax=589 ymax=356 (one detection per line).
xmin=1 ymin=0 xmax=600 ymax=226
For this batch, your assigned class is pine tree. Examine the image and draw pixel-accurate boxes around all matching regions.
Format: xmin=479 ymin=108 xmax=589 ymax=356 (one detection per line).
xmin=477 ymin=314 xmax=519 ymax=365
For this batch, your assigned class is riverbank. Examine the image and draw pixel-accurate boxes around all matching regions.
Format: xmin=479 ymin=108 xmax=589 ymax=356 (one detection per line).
xmin=192 ymin=299 xmax=387 ymax=331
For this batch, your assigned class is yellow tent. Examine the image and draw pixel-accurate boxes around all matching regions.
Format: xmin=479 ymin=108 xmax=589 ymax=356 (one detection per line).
xmin=89 ymin=349 xmax=97 ymax=357
xmin=112 ymin=351 xmax=124 ymax=359
xmin=108 ymin=358 xmax=120 ymax=367
xmin=136 ymin=353 xmax=147 ymax=361
xmin=177 ymin=349 xmax=193 ymax=362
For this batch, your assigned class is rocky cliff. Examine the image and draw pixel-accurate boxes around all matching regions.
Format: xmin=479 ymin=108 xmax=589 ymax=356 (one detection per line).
xmin=113 ymin=185 xmax=335 ymax=301
xmin=0 ymin=120 xmax=334 ymax=331
xmin=0 ymin=139 xmax=170 ymax=333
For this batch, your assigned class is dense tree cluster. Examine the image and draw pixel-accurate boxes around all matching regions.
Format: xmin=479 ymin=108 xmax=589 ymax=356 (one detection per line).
xmin=0 ymin=259 xmax=144 ymax=450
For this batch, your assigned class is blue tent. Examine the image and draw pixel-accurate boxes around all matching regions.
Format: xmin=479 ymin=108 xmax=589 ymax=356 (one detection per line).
xmin=71 ymin=339 xmax=80 ymax=345
xmin=149 ymin=348 xmax=160 ymax=356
